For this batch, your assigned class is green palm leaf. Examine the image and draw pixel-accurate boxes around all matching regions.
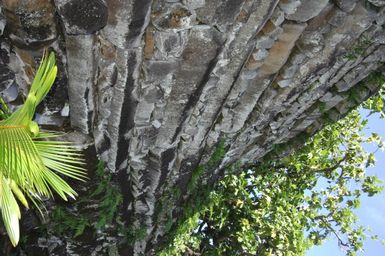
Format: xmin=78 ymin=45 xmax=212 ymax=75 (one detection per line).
xmin=0 ymin=51 xmax=86 ymax=246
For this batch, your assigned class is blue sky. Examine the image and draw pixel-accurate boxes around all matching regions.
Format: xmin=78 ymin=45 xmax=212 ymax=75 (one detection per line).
xmin=307 ymin=110 xmax=385 ymax=256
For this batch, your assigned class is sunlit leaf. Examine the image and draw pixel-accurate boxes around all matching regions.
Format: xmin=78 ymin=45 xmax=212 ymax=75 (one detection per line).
xmin=0 ymin=51 xmax=86 ymax=246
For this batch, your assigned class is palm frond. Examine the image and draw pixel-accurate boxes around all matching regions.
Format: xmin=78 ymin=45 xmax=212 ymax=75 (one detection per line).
xmin=0 ymin=97 xmax=11 ymax=120
xmin=0 ymin=174 xmax=21 ymax=246
xmin=2 ymin=51 xmax=58 ymax=126
xmin=0 ymin=51 xmax=86 ymax=246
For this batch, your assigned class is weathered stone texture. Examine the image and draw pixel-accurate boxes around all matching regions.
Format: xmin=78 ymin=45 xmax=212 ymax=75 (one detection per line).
xmin=54 ymin=0 xmax=108 ymax=35
xmin=1 ymin=0 xmax=385 ymax=255
xmin=66 ymin=35 xmax=96 ymax=133
xmin=2 ymin=0 xmax=57 ymax=48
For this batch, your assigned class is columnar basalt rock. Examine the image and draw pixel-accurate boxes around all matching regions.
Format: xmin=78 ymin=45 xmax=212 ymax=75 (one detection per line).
xmin=0 ymin=0 xmax=385 ymax=255
xmin=2 ymin=0 xmax=57 ymax=48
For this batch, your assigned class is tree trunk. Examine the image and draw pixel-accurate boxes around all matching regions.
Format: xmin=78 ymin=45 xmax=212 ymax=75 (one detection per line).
xmin=1 ymin=0 xmax=385 ymax=255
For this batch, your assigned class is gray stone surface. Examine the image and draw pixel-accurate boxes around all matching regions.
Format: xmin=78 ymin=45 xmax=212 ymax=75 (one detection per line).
xmin=2 ymin=0 xmax=57 ymax=48
xmin=286 ymin=0 xmax=329 ymax=22
xmin=368 ymin=0 xmax=385 ymax=7
xmin=333 ymin=0 xmax=358 ymax=12
xmin=54 ymin=0 xmax=108 ymax=35
xmin=1 ymin=0 xmax=385 ymax=255
xmin=66 ymin=35 xmax=96 ymax=134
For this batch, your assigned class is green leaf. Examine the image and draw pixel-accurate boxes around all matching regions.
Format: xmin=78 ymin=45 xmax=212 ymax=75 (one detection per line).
xmin=0 ymin=51 xmax=86 ymax=246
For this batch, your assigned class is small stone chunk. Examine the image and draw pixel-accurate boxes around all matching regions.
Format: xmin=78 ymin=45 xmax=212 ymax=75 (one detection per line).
xmin=55 ymin=0 xmax=108 ymax=35
xmin=368 ymin=0 xmax=385 ymax=7
xmin=333 ymin=0 xmax=358 ymax=12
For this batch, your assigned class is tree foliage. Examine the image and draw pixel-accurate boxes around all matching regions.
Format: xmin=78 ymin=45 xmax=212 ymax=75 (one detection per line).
xmin=161 ymin=74 xmax=385 ymax=255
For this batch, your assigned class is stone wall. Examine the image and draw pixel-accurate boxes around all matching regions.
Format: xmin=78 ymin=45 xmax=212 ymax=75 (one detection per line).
xmin=1 ymin=0 xmax=385 ymax=255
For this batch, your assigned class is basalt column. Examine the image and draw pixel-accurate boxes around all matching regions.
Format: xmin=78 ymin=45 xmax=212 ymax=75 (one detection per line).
xmin=0 ymin=0 xmax=385 ymax=255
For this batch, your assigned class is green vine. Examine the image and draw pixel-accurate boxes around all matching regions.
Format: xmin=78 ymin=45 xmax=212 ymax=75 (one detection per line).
xmin=158 ymin=138 xmax=227 ymax=255
xmin=49 ymin=161 xmax=144 ymax=243
xmin=344 ymin=36 xmax=371 ymax=61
